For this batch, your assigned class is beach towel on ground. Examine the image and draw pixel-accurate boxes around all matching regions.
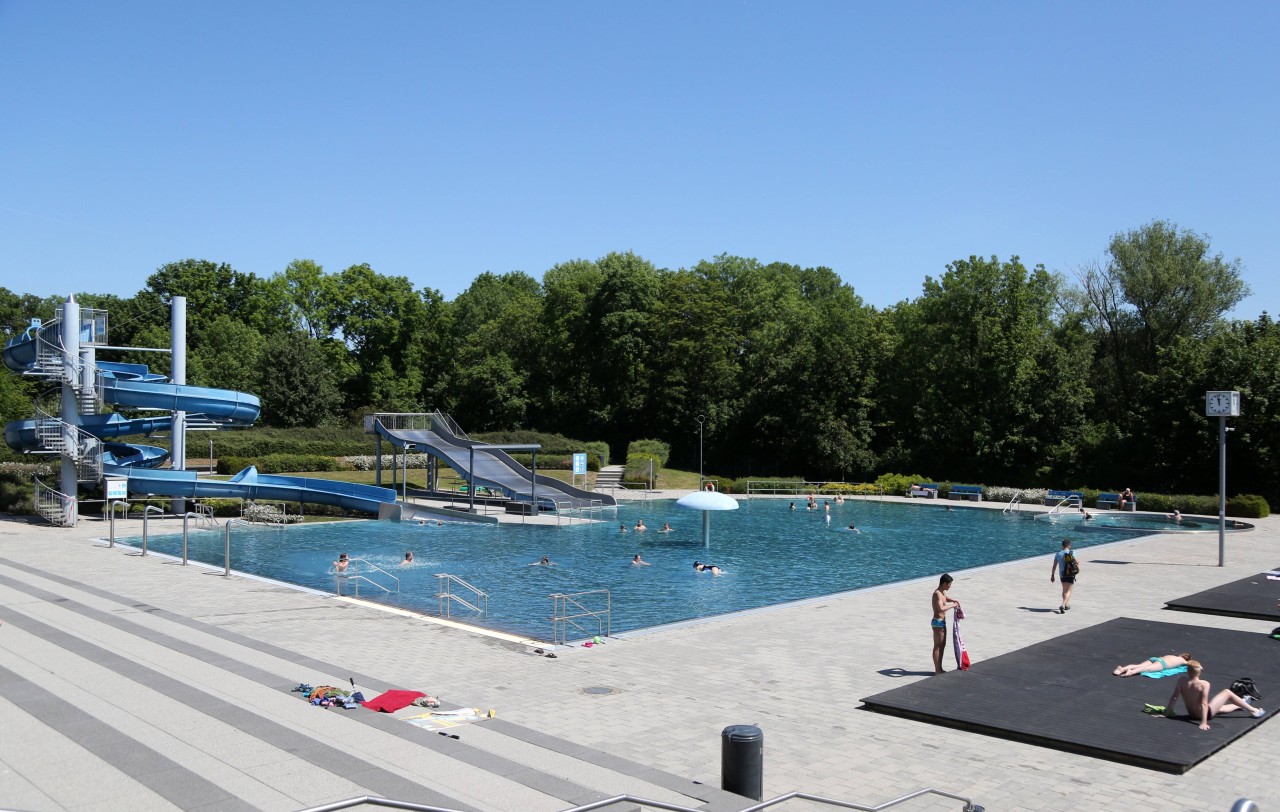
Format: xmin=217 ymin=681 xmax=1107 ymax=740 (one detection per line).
xmin=362 ymin=690 xmax=426 ymax=713
xmin=1140 ymin=665 xmax=1188 ymax=679
xmin=953 ymin=606 xmax=971 ymax=671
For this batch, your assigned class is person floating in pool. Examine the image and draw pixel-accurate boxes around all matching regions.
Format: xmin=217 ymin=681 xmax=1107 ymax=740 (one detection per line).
xmin=528 ymin=556 xmax=556 ymax=566
xmin=400 ymin=551 xmax=414 ymax=567
xmin=631 ymin=554 xmax=650 ymax=566
xmin=619 ymin=524 xmax=628 ymax=533
xmin=931 ymin=573 xmax=961 ymax=674
xmin=693 ymin=561 xmax=724 ymax=575
xmin=635 ymin=519 xmax=647 ymax=531
xmin=334 ymin=553 xmax=350 ymax=573
xmin=659 ymin=522 xmax=672 ymax=532
xmin=1113 ymin=652 xmax=1191 ymax=677
xmin=847 ymin=523 xmax=861 ymax=533
xmin=789 ymin=502 xmax=796 ymax=511
xmin=1169 ymin=509 xmax=1182 ymax=522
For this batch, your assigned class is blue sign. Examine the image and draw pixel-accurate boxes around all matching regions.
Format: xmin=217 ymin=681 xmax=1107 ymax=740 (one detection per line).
xmin=572 ymin=452 xmax=587 ymax=475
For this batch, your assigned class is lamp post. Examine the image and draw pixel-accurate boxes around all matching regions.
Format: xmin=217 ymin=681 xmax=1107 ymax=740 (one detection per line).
xmin=697 ymin=414 xmax=705 ymax=487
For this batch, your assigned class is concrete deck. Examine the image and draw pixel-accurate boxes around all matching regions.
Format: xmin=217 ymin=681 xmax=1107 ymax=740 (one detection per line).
xmin=2 ymin=497 xmax=1278 ymax=811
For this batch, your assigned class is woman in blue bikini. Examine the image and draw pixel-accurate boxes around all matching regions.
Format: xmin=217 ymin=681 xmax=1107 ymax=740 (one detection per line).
xmin=1113 ymin=652 xmax=1191 ymax=677
xmin=931 ymin=573 xmax=961 ymax=674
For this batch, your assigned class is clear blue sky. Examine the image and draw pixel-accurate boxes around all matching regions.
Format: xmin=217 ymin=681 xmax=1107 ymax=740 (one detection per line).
xmin=2 ymin=2 xmax=1276 ymax=317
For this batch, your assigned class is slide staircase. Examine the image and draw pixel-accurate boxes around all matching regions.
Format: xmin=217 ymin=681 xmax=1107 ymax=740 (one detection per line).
xmin=4 ymin=302 xmax=399 ymax=524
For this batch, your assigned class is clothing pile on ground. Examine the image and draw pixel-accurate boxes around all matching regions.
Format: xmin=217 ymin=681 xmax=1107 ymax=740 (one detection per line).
xmin=291 ymin=683 xmax=440 ymax=712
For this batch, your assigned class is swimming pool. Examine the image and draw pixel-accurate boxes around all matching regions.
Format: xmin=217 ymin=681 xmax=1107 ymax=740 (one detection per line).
xmin=121 ymin=498 xmax=1158 ymax=641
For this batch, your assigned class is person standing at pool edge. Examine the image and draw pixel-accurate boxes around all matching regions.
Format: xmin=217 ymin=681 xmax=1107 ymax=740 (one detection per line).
xmin=1051 ymin=538 xmax=1077 ymax=613
xmin=931 ymin=573 xmax=960 ymax=674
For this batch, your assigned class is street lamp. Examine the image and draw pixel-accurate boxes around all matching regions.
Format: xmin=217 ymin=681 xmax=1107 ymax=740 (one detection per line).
xmin=696 ymin=414 xmax=705 ymax=486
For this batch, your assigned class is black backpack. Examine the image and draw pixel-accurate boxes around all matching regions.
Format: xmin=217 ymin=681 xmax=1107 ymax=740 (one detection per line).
xmin=1063 ymin=551 xmax=1080 ymax=577
xmin=1231 ymin=677 xmax=1261 ymax=702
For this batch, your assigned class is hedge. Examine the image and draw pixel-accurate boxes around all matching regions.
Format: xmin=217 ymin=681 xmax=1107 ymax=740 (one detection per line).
xmin=217 ymin=454 xmax=344 ymax=475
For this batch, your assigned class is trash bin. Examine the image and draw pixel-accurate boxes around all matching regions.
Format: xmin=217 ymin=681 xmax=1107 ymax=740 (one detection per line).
xmin=721 ymin=724 xmax=763 ymax=800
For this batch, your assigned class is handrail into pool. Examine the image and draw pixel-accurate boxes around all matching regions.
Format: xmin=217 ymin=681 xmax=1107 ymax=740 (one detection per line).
xmin=346 ymin=558 xmax=400 ymax=596
xmin=140 ymin=505 xmax=165 ymax=556
xmin=1003 ymin=491 xmax=1023 ymax=514
xmin=222 ymin=518 xmax=253 ymax=576
xmin=436 ymin=574 xmax=488 ymax=619
xmin=107 ymin=499 xmax=129 ymax=547
xmin=550 ymin=589 xmax=610 ymax=645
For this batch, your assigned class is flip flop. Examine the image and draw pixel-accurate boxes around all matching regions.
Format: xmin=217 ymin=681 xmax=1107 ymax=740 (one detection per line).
xmin=545 ymin=652 xmax=557 ymax=659
xmin=1143 ymin=704 xmax=1167 ymax=715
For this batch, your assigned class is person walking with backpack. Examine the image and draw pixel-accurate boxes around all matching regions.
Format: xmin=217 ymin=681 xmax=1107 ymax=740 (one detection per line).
xmin=1050 ymin=538 xmax=1079 ymax=614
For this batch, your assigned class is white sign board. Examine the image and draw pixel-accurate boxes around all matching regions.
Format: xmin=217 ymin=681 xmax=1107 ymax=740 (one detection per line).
xmin=105 ymin=478 xmax=128 ymax=501
xmin=572 ymin=452 xmax=587 ymax=475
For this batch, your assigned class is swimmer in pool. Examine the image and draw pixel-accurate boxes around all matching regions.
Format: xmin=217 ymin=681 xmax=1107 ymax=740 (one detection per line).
xmin=529 ymin=556 xmax=556 ymax=566
xmin=619 ymin=524 xmax=628 ymax=533
xmin=635 ymin=519 xmax=647 ymax=531
xmin=847 ymin=523 xmax=861 ymax=533
xmin=632 ymin=554 xmax=650 ymax=566
xmin=659 ymin=522 xmax=672 ymax=532
xmin=789 ymin=502 xmax=796 ymax=510
xmin=693 ymin=561 xmax=724 ymax=575
xmin=334 ymin=553 xmax=350 ymax=573
xmin=400 ymin=551 xmax=414 ymax=566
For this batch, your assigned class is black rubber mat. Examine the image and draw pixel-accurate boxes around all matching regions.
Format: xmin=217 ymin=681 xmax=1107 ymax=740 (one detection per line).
xmin=1165 ymin=567 xmax=1280 ymax=621
xmin=860 ymin=617 xmax=1276 ymax=772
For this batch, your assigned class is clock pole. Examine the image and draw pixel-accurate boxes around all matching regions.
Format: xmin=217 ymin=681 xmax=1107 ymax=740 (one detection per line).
xmin=1217 ymin=414 xmax=1226 ymax=567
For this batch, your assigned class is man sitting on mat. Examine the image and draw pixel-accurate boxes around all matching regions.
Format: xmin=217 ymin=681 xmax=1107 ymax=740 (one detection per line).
xmin=1113 ymin=652 xmax=1190 ymax=677
xmin=1165 ymin=660 xmax=1264 ymax=730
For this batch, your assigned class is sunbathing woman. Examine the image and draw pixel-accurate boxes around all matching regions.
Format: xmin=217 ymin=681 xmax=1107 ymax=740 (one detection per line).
xmin=1113 ymin=652 xmax=1191 ymax=677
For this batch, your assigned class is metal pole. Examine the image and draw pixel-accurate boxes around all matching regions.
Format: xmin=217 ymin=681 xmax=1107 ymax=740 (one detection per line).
xmin=532 ymin=451 xmax=538 ymax=517
xmin=223 ymin=518 xmax=249 ymax=577
xmin=209 ymin=438 xmax=213 ymax=474
xmin=403 ymin=444 xmax=412 ymax=501
xmin=1219 ymin=415 xmax=1226 ymax=567
xmin=469 ymin=446 xmax=475 ymax=513
xmin=142 ymin=505 xmax=164 ymax=556
xmin=698 ymin=414 xmax=705 ymax=487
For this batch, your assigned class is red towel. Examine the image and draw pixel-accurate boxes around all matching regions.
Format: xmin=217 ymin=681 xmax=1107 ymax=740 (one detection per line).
xmin=361 ymin=690 xmax=426 ymax=713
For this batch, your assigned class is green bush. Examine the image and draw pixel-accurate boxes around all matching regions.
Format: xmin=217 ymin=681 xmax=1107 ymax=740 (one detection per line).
xmin=474 ymin=431 xmax=610 ymax=467
xmin=217 ymin=454 xmax=341 ymax=475
xmin=1226 ymin=494 xmax=1270 ymax=519
xmin=0 ymin=462 xmax=54 ymax=514
xmin=626 ymin=439 xmax=670 ymax=469
xmin=623 ymin=454 xmax=661 ymax=484
xmin=875 ymin=473 xmax=927 ymax=497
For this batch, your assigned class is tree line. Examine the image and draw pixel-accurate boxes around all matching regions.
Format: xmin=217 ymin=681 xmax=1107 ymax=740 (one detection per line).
xmin=1 ymin=219 xmax=1276 ymax=502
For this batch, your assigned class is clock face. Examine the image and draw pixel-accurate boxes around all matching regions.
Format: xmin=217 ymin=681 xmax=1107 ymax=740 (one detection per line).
xmin=1206 ymin=391 xmax=1236 ymax=416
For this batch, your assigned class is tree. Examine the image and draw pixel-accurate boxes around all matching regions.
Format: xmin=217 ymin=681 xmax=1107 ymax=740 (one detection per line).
xmin=256 ymin=332 xmax=342 ymax=427
xmin=280 ymin=259 xmax=340 ymax=340
xmin=878 ymin=256 xmax=1093 ymax=484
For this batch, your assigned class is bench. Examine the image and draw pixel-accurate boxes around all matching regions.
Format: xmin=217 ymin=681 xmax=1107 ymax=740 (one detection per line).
xmin=1045 ymin=489 xmax=1083 ymax=507
xmin=1096 ymin=492 xmax=1137 ymax=511
xmin=907 ymin=483 xmax=939 ymax=499
xmin=948 ymin=485 xmax=983 ymax=502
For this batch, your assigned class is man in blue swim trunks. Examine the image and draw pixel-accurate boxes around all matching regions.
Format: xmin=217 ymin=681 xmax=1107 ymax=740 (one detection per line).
xmin=931 ymin=573 xmax=961 ymax=674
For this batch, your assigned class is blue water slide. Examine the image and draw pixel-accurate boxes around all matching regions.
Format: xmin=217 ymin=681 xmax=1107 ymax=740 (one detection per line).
xmin=4 ymin=318 xmax=398 ymax=516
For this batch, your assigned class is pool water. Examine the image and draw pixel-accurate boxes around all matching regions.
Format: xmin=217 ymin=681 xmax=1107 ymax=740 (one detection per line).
xmin=126 ymin=499 xmax=1150 ymax=640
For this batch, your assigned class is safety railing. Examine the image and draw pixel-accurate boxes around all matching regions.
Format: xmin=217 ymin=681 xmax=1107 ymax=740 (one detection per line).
xmin=106 ymin=499 xmax=129 ymax=546
xmin=436 ymin=574 xmax=488 ymax=619
xmin=190 ymin=501 xmax=218 ymax=528
xmin=293 ymin=785 xmax=984 ymax=812
xmin=745 ymin=481 xmax=885 ymax=500
xmin=550 ymin=589 xmax=610 ymax=645
xmin=329 ymin=558 xmax=401 ymax=598
xmin=140 ymin=505 xmax=165 ymax=556
xmin=222 ymin=518 xmax=253 ymax=576
xmin=34 ymin=476 xmax=77 ymax=527
xmin=1003 ymin=491 xmax=1024 ymax=514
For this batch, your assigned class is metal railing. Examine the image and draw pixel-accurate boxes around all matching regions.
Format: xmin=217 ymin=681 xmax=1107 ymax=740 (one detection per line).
xmin=745 ymin=481 xmax=885 ymax=500
xmin=34 ymin=476 xmax=76 ymax=527
xmin=140 ymin=505 xmax=165 ymax=556
xmin=550 ymin=589 xmax=610 ymax=645
xmin=294 ymin=786 xmax=983 ymax=812
xmin=329 ymin=558 xmax=401 ymax=598
xmin=436 ymin=574 xmax=488 ymax=619
xmin=1003 ymin=491 xmax=1024 ymax=514
xmin=107 ymin=499 xmax=129 ymax=546
xmin=223 ymin=518 xmax=253 ymax=576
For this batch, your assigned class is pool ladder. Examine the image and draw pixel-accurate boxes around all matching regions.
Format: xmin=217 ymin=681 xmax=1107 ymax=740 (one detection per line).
xmin=436 ymin=574 xmax=488 ymax=619
xmin=336 ymin=559 xmax=400 ymax=598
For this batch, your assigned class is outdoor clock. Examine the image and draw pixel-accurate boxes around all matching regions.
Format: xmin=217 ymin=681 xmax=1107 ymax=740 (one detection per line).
xmin=1205 ymin=390 xmax=1241 ymax=417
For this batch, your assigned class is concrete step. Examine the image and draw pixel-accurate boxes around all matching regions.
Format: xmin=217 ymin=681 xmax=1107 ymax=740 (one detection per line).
xmin=0 ymin=554 xmax=741 ymax=812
